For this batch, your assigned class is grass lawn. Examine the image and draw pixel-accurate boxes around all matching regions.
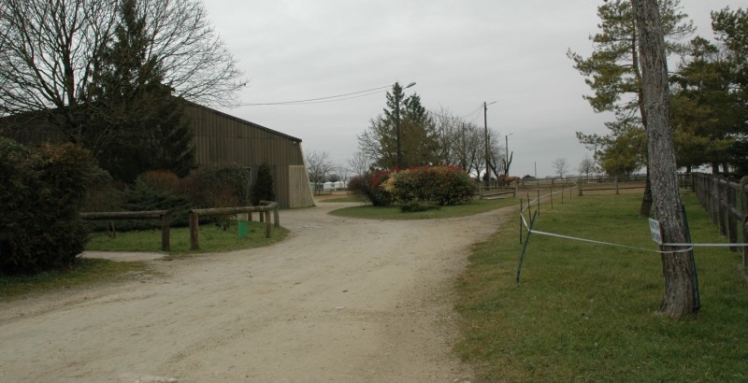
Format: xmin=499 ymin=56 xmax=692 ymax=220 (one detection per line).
xmin=86 ymin=220 xmax=289 ymax=254
xmin=0 ymin=258 xmax=150 ymax=301
xmin=2 ymin=221 xmax=288 ymax=301
xmin=329 ymin=197 xmax=518 ymax=220
xmin=317 ymin=195 xmax=365 ymax=203
xmin=455 ymin=191 xmax=748 ymax=382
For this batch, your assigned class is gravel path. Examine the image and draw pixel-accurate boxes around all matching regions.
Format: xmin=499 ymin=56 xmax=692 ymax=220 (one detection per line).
xmin=0 ymin=202 xmax=512 ymax=382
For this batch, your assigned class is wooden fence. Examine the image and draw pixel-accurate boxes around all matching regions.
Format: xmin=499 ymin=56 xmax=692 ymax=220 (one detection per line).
xmin=691 ymin=173 xmax=748 ymax=266
xmin=81 ymin=210 xmax=170 ymax=252
xmin=189 ymin=201 xmax=279 ymax=250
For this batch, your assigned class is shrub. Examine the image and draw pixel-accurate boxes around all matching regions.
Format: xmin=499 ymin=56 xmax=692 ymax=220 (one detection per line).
xmin=0 ymin=139 xmax=96 ymax=275
xmin=389 ymin=165 xmax=477 ymax=206
xmin=116 ymin=171 xmax=191 ymax=230
xmin=185 ymin=162 xmax=250 ymax=208
xmin=138 ymin=170 xmax=182 ymax=194
xmin=251 ymin=162 xmax=275 ymax=205
xmin=348 ymin=170 xmax=394 ymax=206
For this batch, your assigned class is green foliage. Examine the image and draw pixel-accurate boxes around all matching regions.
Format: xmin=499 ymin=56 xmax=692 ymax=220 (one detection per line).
xmin=577 ymin=122 xmax=646 ymax=176
xmin=0 ymin=139 xmax=96 ymax=275
xmin=347 ymin=170 xmax=394 ymax=206
xmin=349 ymin=166 xmax=476 ymax=208
xmin=678 ymin=7 xmax=748 ymax=173
xmin=185 ymin=162 xmax=250 ymax=208
xmin=118 ymin=171 xmax=191 ymax=230
xmin=251 ymin=162 xmax=275 ymax=205
xmin=385 ymin=166 xmax=477 ymax=206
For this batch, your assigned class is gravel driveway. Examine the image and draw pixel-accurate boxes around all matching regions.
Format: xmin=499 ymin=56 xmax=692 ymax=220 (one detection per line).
xmin=0 ymin=202 xmax=512 ymax=382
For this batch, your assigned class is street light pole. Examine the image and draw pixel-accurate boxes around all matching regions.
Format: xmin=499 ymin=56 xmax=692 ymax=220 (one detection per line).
xmin=483 ymin=101 xmax=496 ymax=189
xmin=397 ymin=82 xmax=417 ymax=169
xmin=505 ymin=133 xmax=513 ymax=170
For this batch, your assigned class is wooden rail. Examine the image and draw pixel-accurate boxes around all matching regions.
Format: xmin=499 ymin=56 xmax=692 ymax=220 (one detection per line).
xmin=188 ymin=201 xmax=279 ymax=250
xmin=80 ymin=210 xmax=170 ymax=252
xmin=691 ymin=173 xmax=748 ymax=266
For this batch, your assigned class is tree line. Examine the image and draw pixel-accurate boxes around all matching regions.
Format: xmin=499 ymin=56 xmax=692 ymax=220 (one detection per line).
xmin=570 ymin=1 xmax=747 ymax=177
xmin=354 ymin=82 xmax=510 ymax=182
xmin=0 ymin=0 xmax=244 ymax=183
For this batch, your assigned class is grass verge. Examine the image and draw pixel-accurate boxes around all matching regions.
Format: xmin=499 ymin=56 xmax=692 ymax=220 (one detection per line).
xmin=0 ymin=258 xmax=149 ymax=301
xmin=455 ymin=191 xmax=748 ymax=382
xmin=329 ymin=197 xmax=518 ymax=220
xmin=317 ymin=195 xmax=364 ymax=203
xmin=86 ymin=221 xmax=289 ymax=254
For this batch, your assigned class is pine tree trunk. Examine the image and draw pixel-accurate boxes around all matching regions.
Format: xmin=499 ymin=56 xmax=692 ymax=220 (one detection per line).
xmin=633 ymin=0 xmax=695 ymax=317
xmin=639 ymin=168 xmax=653 ymax=217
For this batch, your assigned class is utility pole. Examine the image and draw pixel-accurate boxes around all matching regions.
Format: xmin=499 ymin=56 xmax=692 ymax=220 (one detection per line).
xmin=484 ymin=102 xmax=489 ymax=189
xmin=483 ymin=101 xmax=497 ymax=189
xmin=396 ymin=97 xmax=402 ymax=169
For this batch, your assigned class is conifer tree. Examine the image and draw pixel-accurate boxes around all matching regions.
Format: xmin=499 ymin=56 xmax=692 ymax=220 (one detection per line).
xmin=251 ymin=162 xmax=275 ymax=205
xmin=569 ymin=0 xmax=693 ymax=216
xmin=89 ymin=0 xmax=194 ymax=182
xmin=357 ymin=83 xmax=438 ymax=169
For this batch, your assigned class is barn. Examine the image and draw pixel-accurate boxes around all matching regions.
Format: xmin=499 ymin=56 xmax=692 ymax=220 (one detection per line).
xmin=0 ymin=101 xmax=315 ymax=209
xmin=183 ymin=101 xmax=314 ymax=208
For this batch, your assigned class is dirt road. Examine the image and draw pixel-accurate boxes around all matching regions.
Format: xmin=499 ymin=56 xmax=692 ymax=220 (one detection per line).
xmin=0 ymin=202 xmax=510 ymax=382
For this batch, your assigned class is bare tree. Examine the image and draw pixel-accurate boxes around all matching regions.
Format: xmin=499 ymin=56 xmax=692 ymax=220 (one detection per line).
xmin=0 ymin=0 xmax=244 ymax=135
xmin=578 ymin=156 xmax=597 ymax=179
xmin=552 ymin=158 xmax=569 ymax=179
xmin=633 ymin=0 xmax=695 ymax=317
xmin=346 ymin=151 xmax=371 ymax=177
xmin=305 ymin=150 xmax=336 ymax=195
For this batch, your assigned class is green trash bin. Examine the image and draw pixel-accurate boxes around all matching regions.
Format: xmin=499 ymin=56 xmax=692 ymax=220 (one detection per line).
xmin=237 ymin=213 xmax=248 ymax=238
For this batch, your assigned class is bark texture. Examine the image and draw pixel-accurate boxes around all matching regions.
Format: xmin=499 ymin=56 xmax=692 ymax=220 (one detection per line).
xmin=632 ymin=0 xmax=695 ymax=317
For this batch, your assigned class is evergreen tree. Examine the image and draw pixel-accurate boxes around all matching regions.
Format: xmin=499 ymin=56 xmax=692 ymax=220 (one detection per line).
xmin=88 ymin=0 xmax=194 ymax=183
xmin=569 ymin=0 xmax=694 ymax=216
xmin=251 ymin=162 xmax=275 ymax=205
xmin=712 ymin=7 xmax=748 ymax=173
xmin=671 ymin=37 xmax=736 ymax=172
xmin=357 ymin=83 xmax=438 ymax=169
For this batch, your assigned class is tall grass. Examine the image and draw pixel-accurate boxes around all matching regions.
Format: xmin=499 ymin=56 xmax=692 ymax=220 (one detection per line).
xmin=455 ymin=191 xmax=748 ymax=382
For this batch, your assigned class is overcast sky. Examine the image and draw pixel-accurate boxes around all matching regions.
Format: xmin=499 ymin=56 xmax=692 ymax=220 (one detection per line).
xmin=200 ymin=0 xmax=743 ymax=178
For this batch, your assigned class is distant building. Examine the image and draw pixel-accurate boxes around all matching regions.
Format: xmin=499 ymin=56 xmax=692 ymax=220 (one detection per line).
xmin=0 ymin=101 xmax=315 ymax=208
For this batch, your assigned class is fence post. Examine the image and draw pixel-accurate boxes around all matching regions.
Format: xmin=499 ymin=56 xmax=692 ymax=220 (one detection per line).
xmin=728 ymin=184 xmax=738 ymax=251
xmin=742 ymin=178 xmax=748 ymax=267
xmin=718 ymin=178 xmax=727 ymax=237
xmin=161 ymin=213 xmax=170 ymax=252
xmin=265 ymin=210 xmax=272 ymax=238
xmin=615 ymin=175 xmax=620 ymax=195
xmin=578 ymin=180 xmax=583 ymax=196
xmin=189 ymin=211 xmax=200 ymax=250
xmin=274 ymin=204 xmax=280 ymax=228
xmin=519 ymin=199 xmax=524 ymax=244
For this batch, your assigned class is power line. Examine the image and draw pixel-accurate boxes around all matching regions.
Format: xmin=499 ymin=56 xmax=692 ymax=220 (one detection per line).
xmin=238 ymin=84 xmax=394 ymax=106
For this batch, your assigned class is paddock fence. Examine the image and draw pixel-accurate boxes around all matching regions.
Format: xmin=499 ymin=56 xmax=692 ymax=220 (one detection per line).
xmin=690 ymin=172 xmax=748 ymax=266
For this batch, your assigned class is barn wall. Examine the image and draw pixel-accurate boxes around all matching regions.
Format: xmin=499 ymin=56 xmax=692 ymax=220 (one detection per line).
xmin=0 ymin=101 xmax=316 ymax=209
xmin=184 ymin=102 xmax=314 ymax=209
